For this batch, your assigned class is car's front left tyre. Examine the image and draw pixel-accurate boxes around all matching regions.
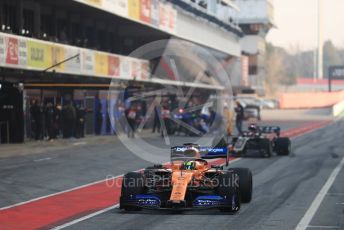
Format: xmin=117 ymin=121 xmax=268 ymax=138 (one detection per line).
xmin=230 ymin=168 xmax=253 ymax=203
xmin=217 ymin=172 xmax=241 ymax=213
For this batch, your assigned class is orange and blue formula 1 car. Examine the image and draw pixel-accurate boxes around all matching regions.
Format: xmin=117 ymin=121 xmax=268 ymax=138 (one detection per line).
xmin=120 ymin=144 xmax=252 ymax=213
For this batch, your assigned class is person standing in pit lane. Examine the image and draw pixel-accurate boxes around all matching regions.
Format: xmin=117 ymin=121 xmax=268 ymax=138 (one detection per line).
xmin=76 ymin=104 xmax=86 ymax=138
xmin=125 ymin=105 xmax=138 ymax=138
xmin=45 ymin=102 xmax=57 ymax=140
xmin=235 ymin=100 xmax=244 ymax=136
xmin=30 ymin=99 xmax=40 ymax=140
xmin=62 ymin=101 xmax=76 ymax=138
xmin=152 ymin=105 xmax=161 ymax=133
xmin=160 ymin=105 xmax=172 ymax=137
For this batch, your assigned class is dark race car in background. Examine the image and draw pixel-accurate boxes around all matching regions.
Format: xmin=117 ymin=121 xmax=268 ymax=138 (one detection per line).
xmin=230 ymin=125 xmax=291 ymax=158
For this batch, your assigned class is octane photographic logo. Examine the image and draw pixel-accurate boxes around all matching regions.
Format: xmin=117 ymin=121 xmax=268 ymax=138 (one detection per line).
xmin=108 ymin=38 xmax=234 ymax=164
xmin=105 ymin=173 xmax=239 ymax=189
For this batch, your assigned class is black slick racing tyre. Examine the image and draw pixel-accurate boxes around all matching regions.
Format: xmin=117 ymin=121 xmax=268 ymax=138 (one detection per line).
xmin=120 ymin=172 xmax=145 ymax=211
xmin=230 ymin=168 xmax=252 ymax=203
xmin=274 ymin=137 xmax=291 ymax=156
xmin=217 ymin=172 xmax=240 ymax=213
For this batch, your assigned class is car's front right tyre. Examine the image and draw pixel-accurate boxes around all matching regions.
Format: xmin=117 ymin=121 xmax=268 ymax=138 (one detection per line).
xmin=120 ymin=172 xmax=145 ymax=211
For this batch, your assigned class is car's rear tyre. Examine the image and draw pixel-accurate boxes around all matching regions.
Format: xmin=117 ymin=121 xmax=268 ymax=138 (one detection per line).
xmin=274 ymin=137 xmax=291 ymax=156
xmin=217 ymin=172 xmax=240 ymax=213
xmin=260 ymin=138 xmax=272 ymax=158
xmin=120 ymin=172 xmax=145 ymax=211
xmin=230 ymin=168 xmax=252 ymax=203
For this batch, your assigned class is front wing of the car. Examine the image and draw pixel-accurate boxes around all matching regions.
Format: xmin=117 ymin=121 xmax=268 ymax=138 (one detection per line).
xmin=120 ymin=194 xmax=235 ymax=210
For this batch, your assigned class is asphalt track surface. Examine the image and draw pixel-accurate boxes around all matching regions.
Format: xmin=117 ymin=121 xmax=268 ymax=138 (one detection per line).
xmin=0 ymin=119 xmax=343 ymax=230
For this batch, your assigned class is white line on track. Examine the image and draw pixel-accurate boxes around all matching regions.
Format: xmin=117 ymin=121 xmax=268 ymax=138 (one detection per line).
xmin=0 ymin=175 xmax=123 ymax=211
xmin=51 ymin=204 xmax=120 ymax=230
xmin=72 ymin=141 xmax=87 ymax=146
xmin=306 ymin=226 xmax=339 ymax=229
xmin=295 ymin=157 xmax=344 ymax=230
xmin=34 ymin=157 xmax=52 ymax=162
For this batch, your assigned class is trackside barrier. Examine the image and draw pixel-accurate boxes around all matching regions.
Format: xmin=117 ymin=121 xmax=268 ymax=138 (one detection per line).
xmin=279 ymin=91 xmax=344 ymax=109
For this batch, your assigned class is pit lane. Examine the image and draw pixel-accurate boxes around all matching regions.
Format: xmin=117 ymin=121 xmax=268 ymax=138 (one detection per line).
xmin=0 ymin=113 xmax=342 ymax=230
xmin=63 ymin=120 xmax=344 ymax=230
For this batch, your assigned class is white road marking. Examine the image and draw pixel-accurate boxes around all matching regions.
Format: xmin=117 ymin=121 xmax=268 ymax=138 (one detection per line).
xmin=295 ymin=157 xmax=344 ymax=230
xmin=51 ymin=204 xmax=119 ymax=230
xmin=0 ymin=175 xmax=123 ymax=211
xmin=307 ymin=226 xmax=339 ymax=229
xmin=0 ymin=163 xmax=154 ymax=211
xmin=72 ymin=141 xmax=87 ymax=146
xmin=34 ymin=157 xmax=52 ymax=162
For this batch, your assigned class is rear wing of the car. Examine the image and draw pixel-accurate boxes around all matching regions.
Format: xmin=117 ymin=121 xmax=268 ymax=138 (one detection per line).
xmin=171 ymin=145 xmax=230 ymax=166
xmin=260 ymin=126 xmax=281 ymax=137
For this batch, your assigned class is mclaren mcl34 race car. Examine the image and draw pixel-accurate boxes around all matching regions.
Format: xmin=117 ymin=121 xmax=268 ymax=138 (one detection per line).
xmin=230 ymin=124 xmax=291 ymax=158
xmin=120 ymin=144 xmax=252 ymax=213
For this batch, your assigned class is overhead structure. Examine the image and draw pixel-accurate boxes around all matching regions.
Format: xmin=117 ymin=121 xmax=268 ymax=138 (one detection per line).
xmin=228 ymin=0 xmax=275 ymax=95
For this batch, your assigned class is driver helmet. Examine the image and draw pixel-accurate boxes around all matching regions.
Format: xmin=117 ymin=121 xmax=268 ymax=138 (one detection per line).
xmin=248 ymin=123 xmax=258 ymax=132
xmin=183 ymin=161 xmax=196 ymax=170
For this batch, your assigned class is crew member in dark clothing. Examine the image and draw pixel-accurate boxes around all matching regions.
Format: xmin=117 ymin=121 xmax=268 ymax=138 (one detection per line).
xmin=62 ymin=102 xmax=76 ymax=138
xmin=95 ymin=102 xmax=103 ymax=135
xmin=45 ymin=102 xmax=57 ymax=140
xmin=161 ymin=105 xmax=172 ymax=137
xmin=152 ymin=106 xmax=161 ymax=133
xmin=34 ymin=102 xmax=46 ymax=140
xmin=55 ymin=103 xmax=62 ymax=137
xmin=76 ymin=105 xmax=86 ymax=138
xmin=125 ymin=105 xmax=137 ymax=138
xmin=30 ymin=100 xmax=40 ymax=140
xmin=235 ymin=100 xmax=244 ymax=135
